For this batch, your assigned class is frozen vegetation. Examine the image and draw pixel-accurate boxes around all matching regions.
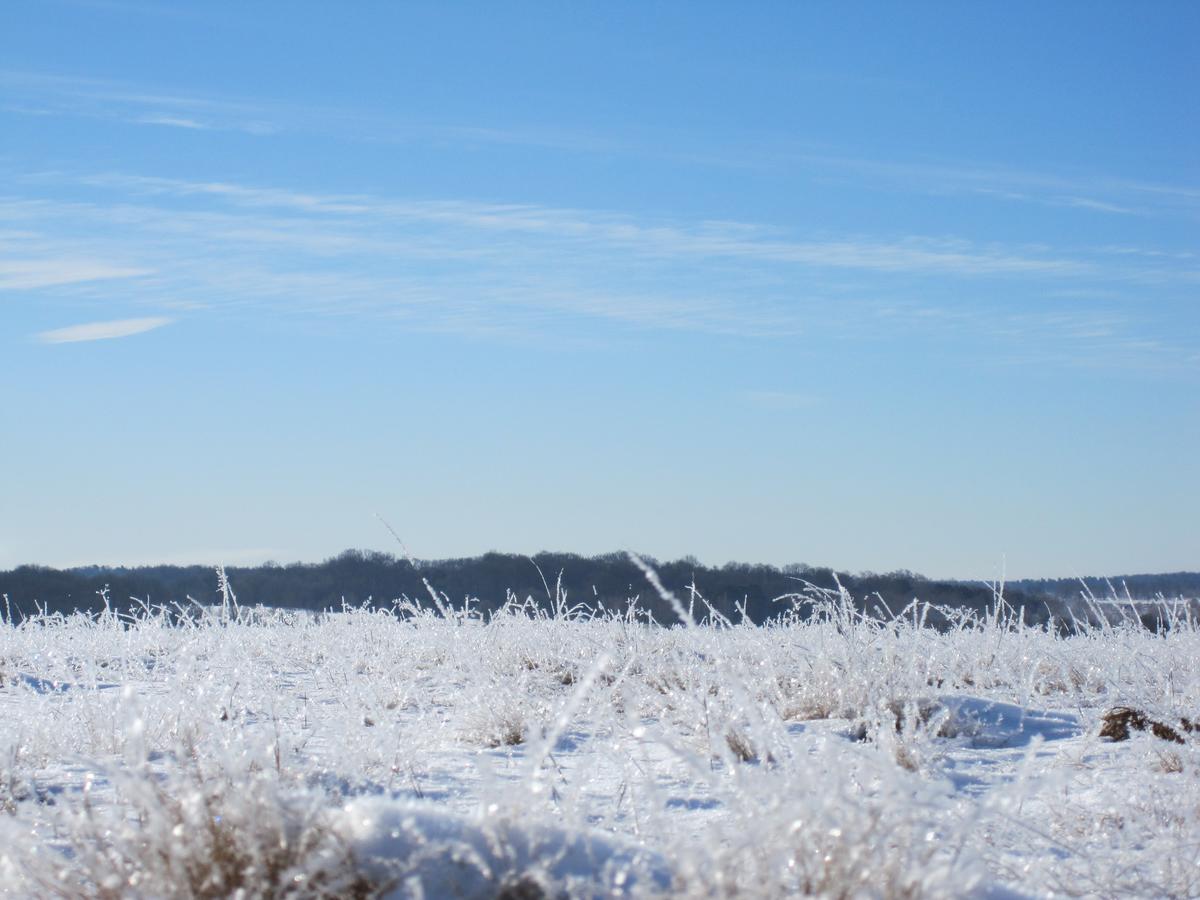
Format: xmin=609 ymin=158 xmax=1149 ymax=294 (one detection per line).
xmin=1 ymin=568 xmax=1199 ymax=898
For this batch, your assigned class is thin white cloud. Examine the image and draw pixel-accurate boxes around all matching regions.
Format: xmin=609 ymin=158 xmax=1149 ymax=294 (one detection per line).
xmin=12 ymin=171 xmax=1195 ymax=300
xmin=6 ymin=69 xmax=1196 ymax=222
xmin=0 ymin=259 xmax=151 ymax=289
xmin=77 ymin=173 xmax=1092 ymax=278
xmin=772 ymin=150 xmax=1200 ymax=219
xmin=0 ymin=70 xmax=279 ymax=136
xmin=1052 ymin=195 xmax=1138 ymax=215
xmin=36 ymin=316 xmax=172 ymax=343
xmin=0 ymin=69 xmax=627 ymax=151
xmin=5 ymin=169 xmax=1196 ymax=369
xmin=135 ymin=114 xmax=209 ymax=130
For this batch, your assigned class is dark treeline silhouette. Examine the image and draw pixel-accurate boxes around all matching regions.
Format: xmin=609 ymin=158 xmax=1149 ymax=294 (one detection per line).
xmin=0 ymin=549 xmax=1073 ymax=627
xmin=1007 ymin=572 xmax=1200 ymax=602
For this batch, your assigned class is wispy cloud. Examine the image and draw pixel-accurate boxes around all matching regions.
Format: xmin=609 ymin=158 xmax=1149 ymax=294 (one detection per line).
xmin=768 ymin=149 xmax=1200 ymax=220
xmin=5 ymin=168 xmax=1196 ymax=369
xmin=73 ymin=173 xmax=1095 ymax=278
xmin=0 ymin=258 xmax=151 ymax=289
xmin=0 ymin=70 xmax=279 ymax=136
xmin=36 ymin=316 xmax=172 ymax=343
xmin=0 ymin=70 xmax=597 ymax=147
xmin=5 ymin=69 xmax=1197 ymax=225
xmin=1051 ymin=195 xmax=1138 ymax=215
xmin=134 ymin=114 xmax=210 ymax=130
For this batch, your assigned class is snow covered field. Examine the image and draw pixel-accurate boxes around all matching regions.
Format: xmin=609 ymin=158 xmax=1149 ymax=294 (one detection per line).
xmin=1 ymin=575 xmax=1199 ymax=898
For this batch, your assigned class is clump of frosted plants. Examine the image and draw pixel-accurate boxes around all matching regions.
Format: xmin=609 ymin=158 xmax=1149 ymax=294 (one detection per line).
xmin=5 ymin=750 xmax=374 ymax=898
xmin=668 ymin=747 xmax=987 ymax=898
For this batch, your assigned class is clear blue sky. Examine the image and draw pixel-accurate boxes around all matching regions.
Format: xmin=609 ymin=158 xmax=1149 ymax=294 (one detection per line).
xmin=2 ymin=1 xmax=1197 ymax=579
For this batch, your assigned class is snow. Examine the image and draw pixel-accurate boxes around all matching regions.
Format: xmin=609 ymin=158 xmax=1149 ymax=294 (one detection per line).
xmin=337 ymin=797 xmax=672 ymax=899
xmin=1 ymin=587 xmax=1199 ymax=897
xmin=932 ymin=697 xmax=1080 ymax=747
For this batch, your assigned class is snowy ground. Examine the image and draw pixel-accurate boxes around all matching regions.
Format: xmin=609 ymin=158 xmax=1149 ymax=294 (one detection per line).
xmin=1 ymin=580 xmax=1199 ymax=898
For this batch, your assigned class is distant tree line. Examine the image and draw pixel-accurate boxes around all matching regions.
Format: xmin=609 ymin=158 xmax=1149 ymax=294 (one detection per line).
xmin=0 ymin=549 xmax=1082 ymax=628
xmin=1007 ymin=573 xmax=1200 ymax=602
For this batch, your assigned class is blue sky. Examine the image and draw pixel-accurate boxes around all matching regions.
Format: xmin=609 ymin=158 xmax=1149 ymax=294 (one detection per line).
xmin=2 ymin=1 xmax=1197 ymax=579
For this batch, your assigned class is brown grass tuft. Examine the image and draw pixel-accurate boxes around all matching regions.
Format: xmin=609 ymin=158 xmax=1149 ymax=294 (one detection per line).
xmin=1100 ymin=707 xmax=1192 ymax=745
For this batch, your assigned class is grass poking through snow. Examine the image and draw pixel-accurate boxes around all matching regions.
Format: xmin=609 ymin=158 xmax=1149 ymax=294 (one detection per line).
xmin=0 ymin=576 xmax=1198 ymax=897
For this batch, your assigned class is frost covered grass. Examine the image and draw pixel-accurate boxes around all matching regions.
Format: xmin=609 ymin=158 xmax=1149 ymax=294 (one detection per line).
xmin=1 ymin=576 xmax=1199 ymax=898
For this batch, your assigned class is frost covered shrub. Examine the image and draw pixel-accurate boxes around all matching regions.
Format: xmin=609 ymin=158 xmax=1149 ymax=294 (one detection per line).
xmin=981 ymin=738 xmax=1200 ymax=899
xmin=669 ymin=760 xmax=986 ymax=898
xmin=16 ymin=755 xmax=375 ymax=899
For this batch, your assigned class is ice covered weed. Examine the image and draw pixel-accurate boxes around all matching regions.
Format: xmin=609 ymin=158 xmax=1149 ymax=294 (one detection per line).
xmin=979 ymin=737 xmax=1200 ymax=898
xmin=11 ymin=753 xmax=373 ymax=899
xmin=666 ymin=752 xmax=986 ymax=898
xmin=0 ymin=578 xmax=1198 ymax=897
